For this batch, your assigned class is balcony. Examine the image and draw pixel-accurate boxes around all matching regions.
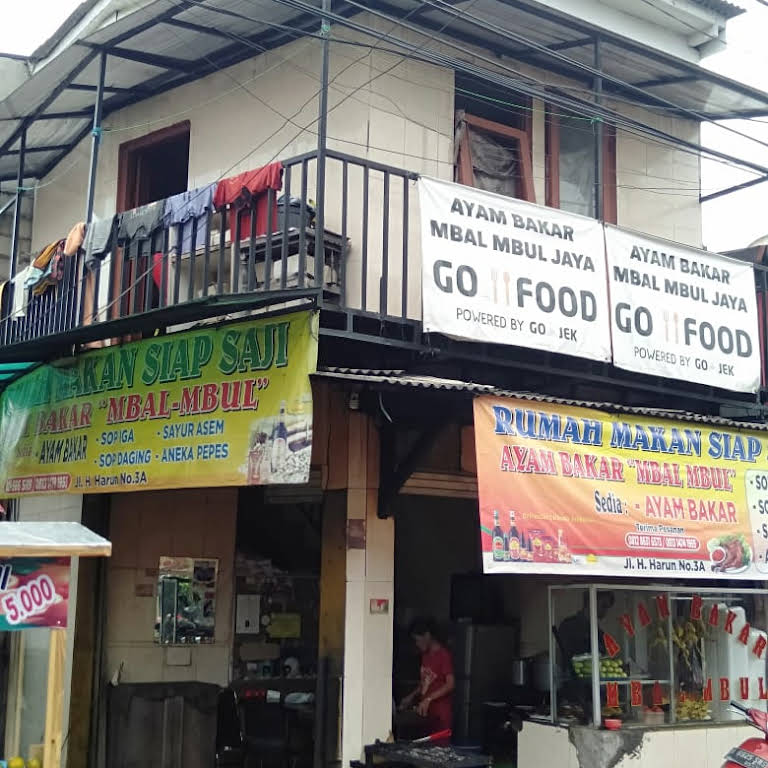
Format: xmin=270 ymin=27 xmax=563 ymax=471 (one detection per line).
xmin=0 ymin=149 xmax=420 ymax=354
xmin=2 ymin=148 xmax=767 ymax=409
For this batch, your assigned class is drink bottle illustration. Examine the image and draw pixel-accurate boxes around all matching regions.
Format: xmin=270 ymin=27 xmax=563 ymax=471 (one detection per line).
xmin=492 ymin=510 xmax=506 ymax=562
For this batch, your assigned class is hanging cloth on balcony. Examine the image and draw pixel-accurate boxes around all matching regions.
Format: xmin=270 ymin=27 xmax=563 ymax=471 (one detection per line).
xmin=117 ymin=200 xmax=165 ymax=242
xmin=163 ymin=183 xmax=216 ymax=256
xmin=63 ymin=221 xmax=86 ymax=257
xmin=25 ymin=239 xmax=66 ymax=296
xmin=83 ymin=216 xmax=115 ymax=269
xmin=213 ymin=162 xmax=283 ymax=241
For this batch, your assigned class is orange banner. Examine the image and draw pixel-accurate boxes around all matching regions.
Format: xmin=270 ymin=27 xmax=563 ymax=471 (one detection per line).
xmin=474 ymin=396 xmax=768 ymax=579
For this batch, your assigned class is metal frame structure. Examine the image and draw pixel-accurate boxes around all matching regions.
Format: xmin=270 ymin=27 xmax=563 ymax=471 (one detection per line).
xmin=0 ymin=0 xmax=766 ymax=415
xmin=1 ymin=141 xmax=767 ymax=415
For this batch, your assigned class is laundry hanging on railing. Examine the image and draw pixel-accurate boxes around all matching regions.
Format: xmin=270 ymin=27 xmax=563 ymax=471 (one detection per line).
xmin=25 ymin=239 xmax=66 ymax=296
xmin=164 ymin=182 xmax=216 ymax=257
xmin=83 ymin=215 xmax=115 ymax=269
xmin=10 ymin=266 xmax=31 ymax=319
xmin=63 ymin=221 xmax=85 ymax=257
xmin=117 ymin=200 xmax=165 ymax=241
xmin=213 ymin=161 xmax=283 ymax=239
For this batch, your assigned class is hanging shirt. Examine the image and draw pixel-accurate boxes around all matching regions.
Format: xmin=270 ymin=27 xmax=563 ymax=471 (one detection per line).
xmin=84 ymin=216 xmax=115 ymax=269
xmin=213 ymin=162 xmax=283 ymax=241
xmin=420 ymin=645 xmax=454 ymax=732
xmin=163 ymin=183 xmax=216 ymax=256
xmin=117 ymin=201 xmax=165 ymax=242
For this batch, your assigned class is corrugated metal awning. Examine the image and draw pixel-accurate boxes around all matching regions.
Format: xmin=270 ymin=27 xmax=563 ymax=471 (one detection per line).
xmin=689 ymin=0 xmax=743 ymax=19
xmin=0 ymin=0 xmax=767 ymax=183
xmin=314 ymin=367 xmax=768 ymax=432
xmin=0 ymin=522 xmax=111 ymax=557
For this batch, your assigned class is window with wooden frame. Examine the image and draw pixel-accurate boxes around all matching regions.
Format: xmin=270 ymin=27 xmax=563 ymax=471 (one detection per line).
xmin=545 ymin=107 xmax=616 ymax=223
xmin=117 ymin=120 xmax=190 ymax=213
xmin=455 ymin=112 xmax=536 ymax=203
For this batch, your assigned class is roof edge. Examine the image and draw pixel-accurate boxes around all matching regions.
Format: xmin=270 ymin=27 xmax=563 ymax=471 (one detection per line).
xmin=313 ymin=368 xmax=768 ymax=431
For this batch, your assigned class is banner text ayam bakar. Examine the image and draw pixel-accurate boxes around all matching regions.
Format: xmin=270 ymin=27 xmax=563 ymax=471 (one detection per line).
xmin=494 ymin=406 xmax=758 ymax=509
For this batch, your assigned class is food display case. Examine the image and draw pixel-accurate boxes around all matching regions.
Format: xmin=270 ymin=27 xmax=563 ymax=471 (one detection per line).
xmin=548 ymin=584 xmax=768 ymax=728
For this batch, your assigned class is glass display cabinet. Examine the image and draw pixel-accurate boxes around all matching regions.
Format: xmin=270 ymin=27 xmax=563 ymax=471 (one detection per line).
xmin=548 ymin=584 xmax=768 ymax=728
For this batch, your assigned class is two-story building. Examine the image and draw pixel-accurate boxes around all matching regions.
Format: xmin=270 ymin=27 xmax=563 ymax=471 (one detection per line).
xmin=2 ymin=1 xmax=768 ymax=768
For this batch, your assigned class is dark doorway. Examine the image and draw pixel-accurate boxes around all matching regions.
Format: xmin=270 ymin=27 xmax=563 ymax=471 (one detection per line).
xmin=117 ymin=121 xmax=190 ymax=212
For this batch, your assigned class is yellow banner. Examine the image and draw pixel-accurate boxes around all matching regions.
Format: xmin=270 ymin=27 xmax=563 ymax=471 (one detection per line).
xmin=0 ymin=311 xmax=318 ymax=495
xmin=475 ymin=395 xmax=768 ymax=580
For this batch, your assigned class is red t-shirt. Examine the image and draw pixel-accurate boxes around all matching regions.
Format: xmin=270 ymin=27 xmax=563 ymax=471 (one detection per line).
xmin=420 ymin=645 xmax=454 ymax=732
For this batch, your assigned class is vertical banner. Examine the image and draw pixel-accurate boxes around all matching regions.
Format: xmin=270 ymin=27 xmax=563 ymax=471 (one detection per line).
xmin=475 ymin=395 xmax=768 ymax=579
xmin=0 ymin=310 xmax=318 ymax=495
xmin=418 ymin=177 xmax=612 ymax=362
xmin=0 ymin=557 xmax=70 ymax=629
xmin=605 ymin=226 xmax=760 ymax=392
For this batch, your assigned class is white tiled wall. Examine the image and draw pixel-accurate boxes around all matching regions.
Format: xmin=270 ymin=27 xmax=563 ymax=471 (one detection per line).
xmin=105 ymin=488 xmax=236 ymax=686
xmin=614 ymin=103 xmax=702 ymax=248
xmin=29 ymin=14 xmax=703 ymax=300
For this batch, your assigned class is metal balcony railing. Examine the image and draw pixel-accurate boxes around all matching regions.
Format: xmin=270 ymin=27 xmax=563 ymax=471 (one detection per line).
xmin=0 ymin=149 xmax=418 ymax=351
xmin=3 ymin=149 xmax=768 ymax=399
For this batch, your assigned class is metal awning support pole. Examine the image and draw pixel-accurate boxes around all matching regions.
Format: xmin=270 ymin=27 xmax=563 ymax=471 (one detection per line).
xmin=4 ymin=124 xmax=26 ymax=345
xmin=593 ymin=34 xmax=603 ymax=221
xmin=9 ymin=126 xmax=26 ymax=281
xmin=85 ymin=51 xmax=107 ymax=225
xmin=314 ymin=0 xmax=331 ymax=292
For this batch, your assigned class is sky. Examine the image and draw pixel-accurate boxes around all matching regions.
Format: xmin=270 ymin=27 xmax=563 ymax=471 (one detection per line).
xmin=700 ymin=0 xmax=768 ymax=251
xmin=0 ymin=0 xmax=82 ymax=57
xmin=0 ymin=0 xmax=766 ymax=252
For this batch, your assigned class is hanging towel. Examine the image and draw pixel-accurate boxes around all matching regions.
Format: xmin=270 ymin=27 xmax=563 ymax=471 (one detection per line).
xmin=32 ymin=240 xmax=65 ymax=295
xmin=63 ymin=221 xmax=86 ymax=256
xmin=26 ymin=240 xmax=64 ymax=294
xmin=213 ymin=162 xmax=283 ymax=240
xmin=31 ymin=240 xmax=60 ymax=271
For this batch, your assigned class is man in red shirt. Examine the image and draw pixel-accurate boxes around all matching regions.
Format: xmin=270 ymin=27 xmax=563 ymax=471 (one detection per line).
xmin=399 ymin=618 xmax=455 ymax=734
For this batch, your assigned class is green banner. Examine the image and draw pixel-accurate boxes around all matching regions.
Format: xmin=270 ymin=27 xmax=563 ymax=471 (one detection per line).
xmin=0 ymin=311 xmax=318 ymax=495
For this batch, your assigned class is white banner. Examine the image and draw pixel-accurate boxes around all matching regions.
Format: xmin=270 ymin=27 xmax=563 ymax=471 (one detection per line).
xmin=418 ymin=177 xmax=612 ymax=362
xmin=605 ymin=226 xmax=760 ymax=393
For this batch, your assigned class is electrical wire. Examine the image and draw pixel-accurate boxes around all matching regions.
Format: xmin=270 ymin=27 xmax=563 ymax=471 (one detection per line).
xmin=172 ymin=0 xmax=766 ymax=188
xmin=10 ymin=0 xmax=768 ymax=199
xmin=260 ymin=0 xmax=768 ymax=178
xmin=157 ymin=0 xmax=447 ymax=144
xmin=101 ymin=37 xmax=317 ymax=135
xmin=202 ymin=4 xmax=768 ymax=133
xmin=140 ymin=19 xmax=720 ymax=197
xmin=18 ymin=147 xmax=90 ymax=193
xmin=15 ymin=0 xmax=761 ymax=192
xmin=66 ymin=0 xmax=446 ymax=218
xmin=405 ymin=0 xmax=768 ymax=154
xmin=15 ymin=0 xmax=765 ymax=201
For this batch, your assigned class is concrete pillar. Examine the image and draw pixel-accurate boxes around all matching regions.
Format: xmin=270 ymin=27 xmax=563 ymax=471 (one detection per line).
xmin=341 ymin=412 xmax=394 ymax=767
